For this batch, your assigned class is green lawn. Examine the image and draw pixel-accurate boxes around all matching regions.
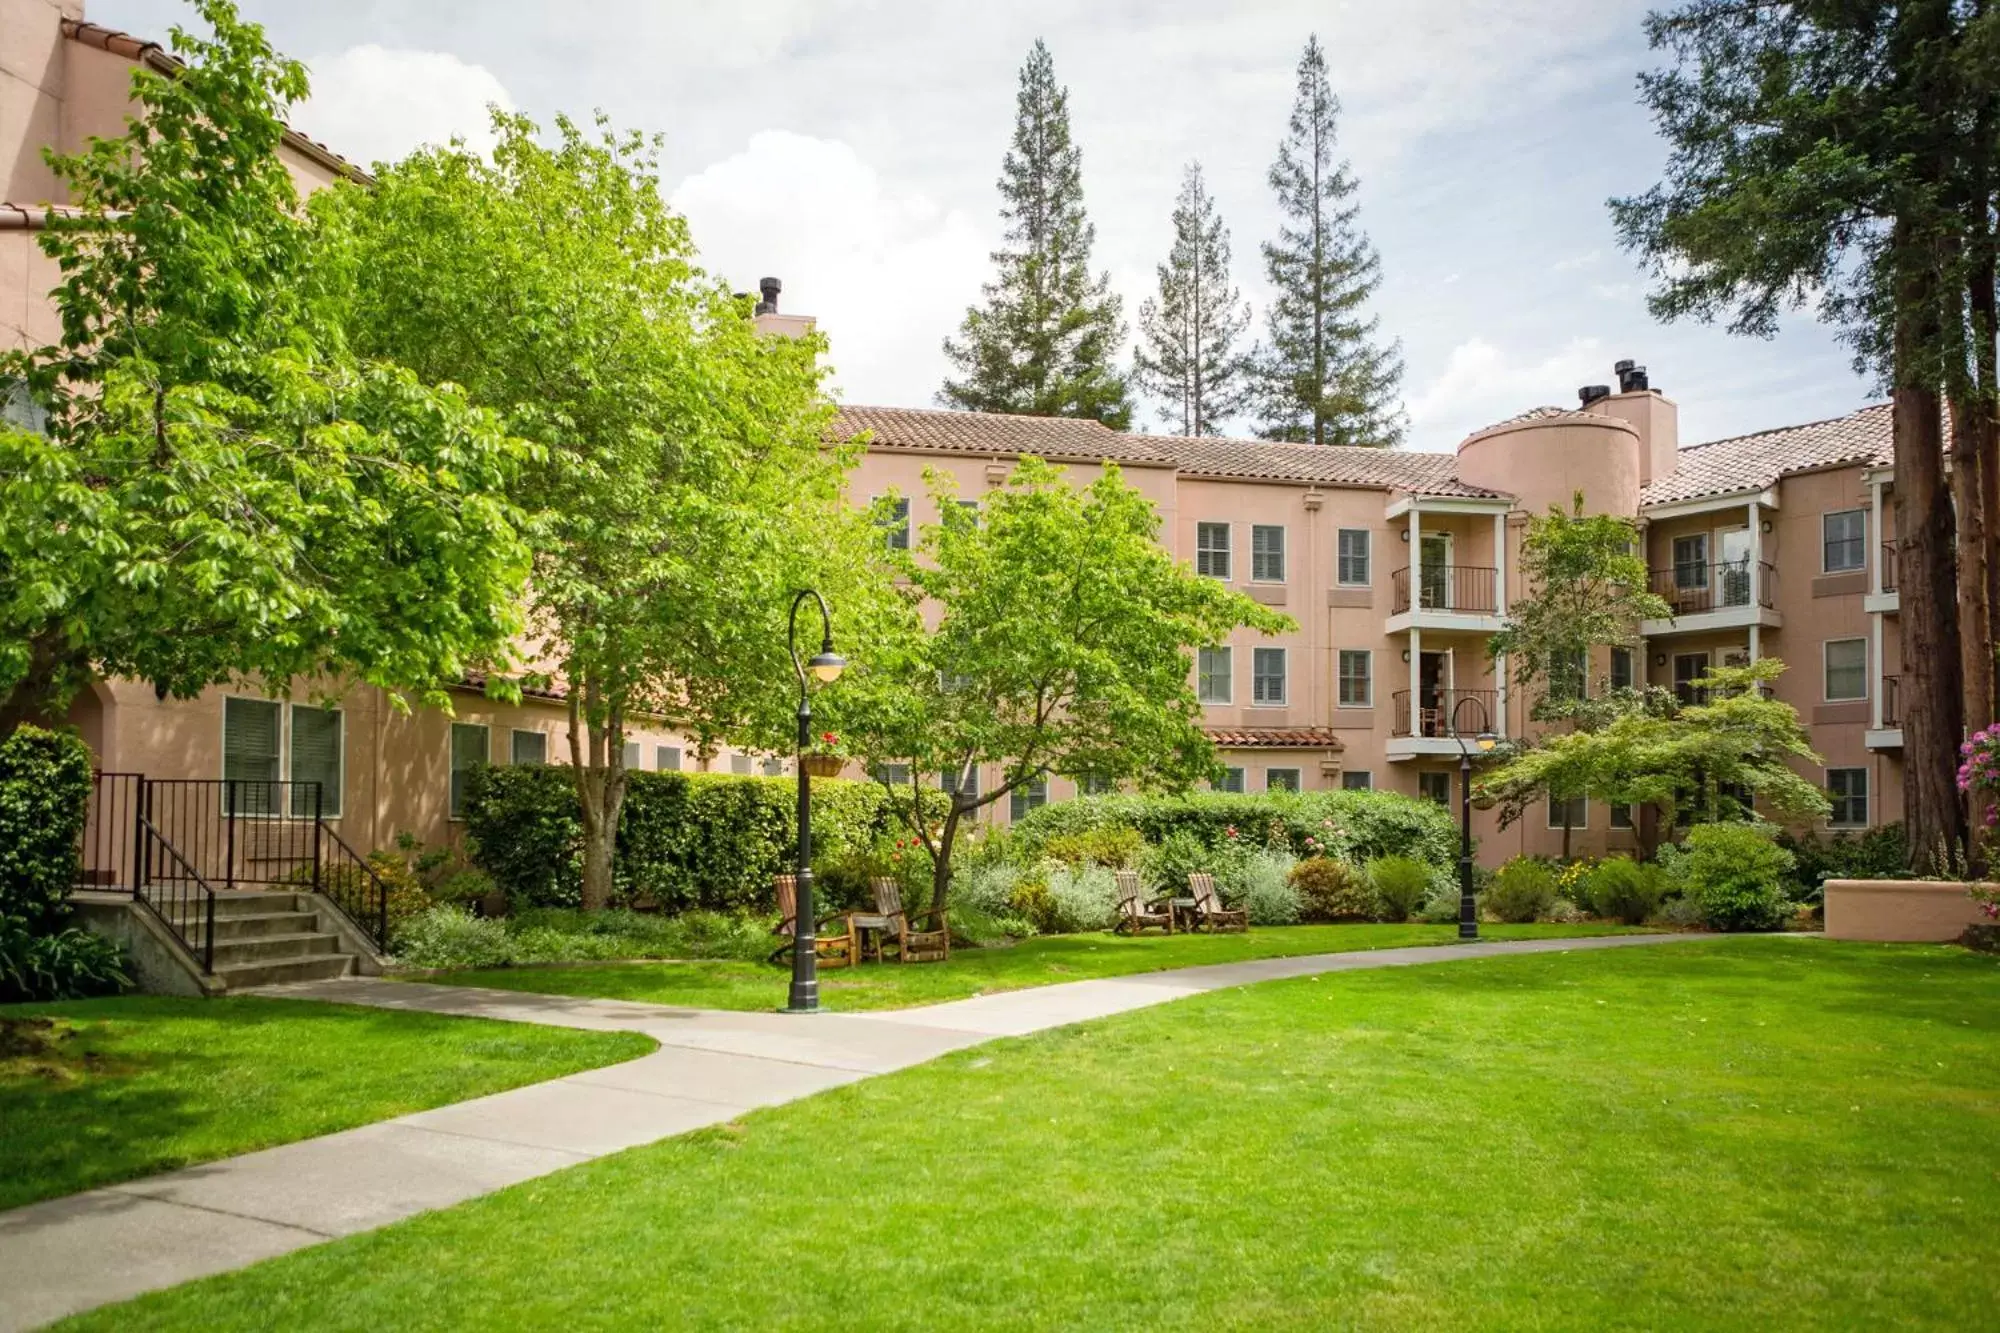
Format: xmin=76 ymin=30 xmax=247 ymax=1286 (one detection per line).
xmin=432 ymin=921 xmax=1647 ymax=1010
xmin=0 ymin=995 xmax=653 ymax=1211
xmin=71 ymin=938 xmax=2000 ymax=1330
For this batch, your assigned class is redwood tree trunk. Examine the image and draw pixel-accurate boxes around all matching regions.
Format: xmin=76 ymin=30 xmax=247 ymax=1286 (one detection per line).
xmin=1894 ymin=378 xmax=1966 ymax=871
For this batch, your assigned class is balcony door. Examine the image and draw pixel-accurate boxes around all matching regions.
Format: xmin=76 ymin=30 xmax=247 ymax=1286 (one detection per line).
xmin=1419 ymin=532 xmax=1453 ymax=610
xmin=1718 ymin=527 xmax=1753 ymax=607
xmin=1418 ymin=651 xmax=1450 ymax=736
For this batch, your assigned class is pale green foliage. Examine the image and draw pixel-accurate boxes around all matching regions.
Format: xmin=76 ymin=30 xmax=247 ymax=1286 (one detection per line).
xmin=1237 ymin=851 xmax=1302 ymax=925
xmin=836 ymin=457 xmax=1292 ymax=906
xmin=940 ymin=40 xmax=1130 ymax=427
xmin=1042 ymin=863 xmax=1120 ymax=933
xmin=1659 ymin=822 xmax=1795 ymax=931
xmin=0 ymin=0 xmax=534 ymax=722
xmin=1487 ymin=857 xmax=1558 ymax=924
xmin=1133 ymin=162 xmax=1252 ymax=435
xmin=1254 ymin=36 xmax=1404 ymax=447
xmin=1476 ymin=659 xmax=1832 ymax=835
xmin=1367 ymin=855 xmax=1432 ymax=922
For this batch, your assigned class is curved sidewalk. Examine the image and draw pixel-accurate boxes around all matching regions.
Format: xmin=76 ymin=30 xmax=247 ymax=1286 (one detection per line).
xmin=0 ymin=931 xmax=1688 ymax=1330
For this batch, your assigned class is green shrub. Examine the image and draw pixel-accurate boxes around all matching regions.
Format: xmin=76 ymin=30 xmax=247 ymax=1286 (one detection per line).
xmin=392 ymin=905 xmax=512 ymax=970
xmin=461 ymin=766 xmax=946 ymax=915
xmin=1661 ymin=822 xmax=1794 ymax=931
xmin=390 ymin=904 xmax=772 ymax=970
xmin=1042 ymin=864 xmax=1120 ymax=933
xmin=1368 ymin=856 xmax=1433 ymax=923
xmin=1008 ymin=873 xmax=1058 ymax=935
xmin=1013 ymin=789 xmax=1458 ymax=877
xmin=0 ymin=918 xmax=130 ymax=1002
xmin=0 ymin=726 xmax=126 ymax=1003
xmin=1777 ymin=823 xmax=1908 ymax=904
xmin=1579 ymin=857 xmax=1666 ymax=924
xmin=1417 ymin=878 xmax=1462 ymax=924
xmin=1289 ymin=856 xmax=1371 ymax=921
xmin=1137 ymin=829 xmax=1249 ymax=898
xmin=1239 ymin=851 xmax=1301 ymax=925
xmin=1486 ymin=857 xmax=1558 ymax=923
xmin=1042 ymin=825 xmax=1144 ymax=869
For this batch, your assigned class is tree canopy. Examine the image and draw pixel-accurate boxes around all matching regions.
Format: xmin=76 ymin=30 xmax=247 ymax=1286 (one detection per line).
xmin=1133 ymin=162 xmax=1252 ymax=436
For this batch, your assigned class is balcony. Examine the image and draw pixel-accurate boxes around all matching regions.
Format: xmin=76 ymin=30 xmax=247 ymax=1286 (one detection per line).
xmin=1866 ymin=540 xmax=1901 ymax=614
xmin=1385 ymin=565 xmax=1503 ymax=635
xmin=1867 ymin=673 xmax=1902 ymax=750
xmin=1640 ymin=557 xmax=1783 ymax=636
xmin=1387 ymin=688 xmax=1500 ymax=760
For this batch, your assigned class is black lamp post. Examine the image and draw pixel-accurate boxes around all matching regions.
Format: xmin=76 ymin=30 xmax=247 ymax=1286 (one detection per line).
xmin=1449 ymin=694 xmax=1499 ymax=941
xmin=785 ymin=589 xmax=846 ymax=1014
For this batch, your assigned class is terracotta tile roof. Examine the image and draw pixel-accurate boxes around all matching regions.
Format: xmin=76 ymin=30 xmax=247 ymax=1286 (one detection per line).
xmin=830 ymin=406 xmax=1176 ymax=467
xmin=456 ymin=671 xmax=569 ymax=704
xmin=1641 ymin=402 xmax=1893 ymax=508
xmin=1143 ymin=434 xmax=1506 ymax=498
xmin=0 ymin=203 xmax=93 ymax=229
xmin=1203 ymin=726 xmax=1346 ymax=750
xmin=1471 ymin=405 xmax=1603 ymax=433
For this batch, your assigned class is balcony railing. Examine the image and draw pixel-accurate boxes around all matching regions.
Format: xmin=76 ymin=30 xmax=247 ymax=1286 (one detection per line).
xmin=1391 ymin=564 xmax=1499 ymax=615
xmin=1880 ymin=541 xmax=1899 ymax=592
xmin=1648 ymin=557 xmax=1776 ymax=616
xmin=1881 ymin=674 xmax=1900 ymax=727
xmin=1391 ymin=688 xmax=1500 ymax=739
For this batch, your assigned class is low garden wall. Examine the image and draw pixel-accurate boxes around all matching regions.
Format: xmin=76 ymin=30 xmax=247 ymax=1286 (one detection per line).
xmin=1822 ymin=878 xmax=1989 ymax=942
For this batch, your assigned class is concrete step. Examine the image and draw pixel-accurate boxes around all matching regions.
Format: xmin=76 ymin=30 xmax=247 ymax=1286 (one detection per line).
xmin=191 ymin=910 xmax=324 ymax=941
xmin=207 ymin=932 xmax=340 ymax=968
xmin=212 ymin=952 xmax=356 ymax=990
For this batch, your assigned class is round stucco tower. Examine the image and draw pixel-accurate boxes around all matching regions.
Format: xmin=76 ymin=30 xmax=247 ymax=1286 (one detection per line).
xmin=1454 ymin=406 xmax=1642 ymax=517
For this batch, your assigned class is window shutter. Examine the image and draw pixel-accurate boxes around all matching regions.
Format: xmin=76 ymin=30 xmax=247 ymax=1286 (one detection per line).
xmin=223 ymin=698 xmax=281 ymax=814
xmin=288 ymin=706 xmax=342 ymax=817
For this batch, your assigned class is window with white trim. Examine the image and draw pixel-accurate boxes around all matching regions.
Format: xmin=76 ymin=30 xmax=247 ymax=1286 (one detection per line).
xmin=730 ymin=753 xmax=753 ymax=775
xmin=1337 ymin=650 xmax=1372 ymax=707
xmin=940 ymin=765 xmax=980 ymax=799
xmin=1251 ymin=524 xmax=1286 ymax=582
xmin=1252 ymin=647 xmax=1287 ymax=705
xmin=1828 ymin=768 xmax=1868 ymax=827
xmin=1265 ymin=767 xmax=1301 ymax=792
xmin=1673 ymin=652 xmax=1710 ymax=705
xmin=1609 ymin=646 xmax=1635 ymax=692
xmin=1341 ymin=770 xmax=1372 ymax=791
xmin=511 ymin=729 xmax=548 ymax=766
xmin=449 ymin=723 xmax=490 ymax=820
xmin=2 ymin=376 xmax=49 ymax=435
xmin=222 ymin=697 xmax=282 ymax=816
xmin=1824 ymin=638 xmax=1867 ymax=701
xmin=1672 ymin=533 xmax=1709 ymax=589
xmin=762 ymin=757 xmax=785 ymax=776
xmin=880 ymin=496 xmax=910 ymax=550
xmin=655 ymin=745 xmax=682 ymax=772
xmin=1197 ymin=646 xmax=1233 ymax=704
xmin=1609 ymin=803 xmax=1634 ymax=830
xmin=1419 ymin=771 xmax=1451 ymax=806
xmin=1216 ymin=767 xmax=1245 ymax=794
xmin=873 ymin=762 xmax=911 ymax=787
xmin=1009 ymin=777 xmax=1048 ymax=821
xmin=287 ymin=705 xmax=343 ymax=818
xmin=1196 ymin=522 xmax=1231 ymax=579
xmin=1546 ymin=793 xmax=1586 ymax=829
xmin=1337 ymin=529 xmax=1371 ymax=585
xmin=623 ymin=741 xmax=644 ymax=771
xmin=1822 ymin=509 xmax=1866 ymax=573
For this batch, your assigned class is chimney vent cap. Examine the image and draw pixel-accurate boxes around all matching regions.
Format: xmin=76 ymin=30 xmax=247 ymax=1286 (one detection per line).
xmin=754 ymin=276 xmax=782 ymax=316
xmin=1579 ymin=384 xmax=1612 ymax=407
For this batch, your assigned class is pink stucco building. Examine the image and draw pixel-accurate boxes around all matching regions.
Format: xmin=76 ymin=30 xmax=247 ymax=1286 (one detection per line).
xmin=5 ymin=0 xmax=1907 ymax=868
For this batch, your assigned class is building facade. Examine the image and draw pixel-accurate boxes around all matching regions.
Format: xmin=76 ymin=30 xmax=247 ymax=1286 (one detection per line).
xmin=4 ymin=0 xmax=1906 ymax=867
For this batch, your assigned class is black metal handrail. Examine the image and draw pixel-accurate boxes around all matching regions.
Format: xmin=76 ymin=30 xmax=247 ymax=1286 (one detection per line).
xmin=318 ymin=823 xmax=391 ymax=951
xmin=134 ymin=814 xmax=219 ymax=973
xmin=1391 ymin=688 xmax=1501 ymax=738
xmin=1648 ymin=557 xmax=1776 ymax=614
xmin=76 ymin=772 xmax=143 ymax=891
xmin=1391 ymin=564 xmax=1499 ymax=615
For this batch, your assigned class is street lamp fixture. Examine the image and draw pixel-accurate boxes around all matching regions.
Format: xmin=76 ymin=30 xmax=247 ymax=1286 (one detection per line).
xmin=1449 ymin=694 xmax=1499 ymax=942
xmin=786 ymin=589 xmax=845 ymax=1013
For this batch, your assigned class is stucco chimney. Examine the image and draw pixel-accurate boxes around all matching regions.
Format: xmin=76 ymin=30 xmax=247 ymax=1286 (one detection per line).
xmin=749 ymin=274 xmax=817 ymax=340
xmin=1584 ymin=359 xmax=1677 ymax=487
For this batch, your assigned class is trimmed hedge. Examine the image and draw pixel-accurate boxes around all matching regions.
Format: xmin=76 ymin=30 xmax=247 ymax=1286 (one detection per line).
xmin=460 ymin=766 xmax=946 ymax=914
xmin=1011 ymin=789 xmax=1460 ymax=877
xmin=1 ymin=726 xmax=128 ymax=1002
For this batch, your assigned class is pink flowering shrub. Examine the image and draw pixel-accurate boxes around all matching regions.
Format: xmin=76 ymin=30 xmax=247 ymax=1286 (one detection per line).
xmin=1956 ymin=725 xmax=2000 ymax=917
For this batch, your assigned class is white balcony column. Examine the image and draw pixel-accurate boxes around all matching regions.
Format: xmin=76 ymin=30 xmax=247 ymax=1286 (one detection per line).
xmin=1492 ymin=511 xmax=1507 ymax=614
xmin=1408 ymin=504 xmax=1422 ymax=608
xmin=1746 ymin=499 xmax=1763 ymax=606
xmin=1869 ymin=612 xmax=1885 ymax=731
xmin=1409 ymin=626 xmax=1423 ymax=734
xmin=1869 ymin=478 xmax=1885 ymax=596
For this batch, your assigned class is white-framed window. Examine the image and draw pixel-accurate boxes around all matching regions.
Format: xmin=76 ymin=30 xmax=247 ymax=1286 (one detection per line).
xmin=1197 ymin=646 xmax=1233 ymax=704
xmin=1337 ymin=650 xmax=1372 ymax=707
xmin=1252 ymin=647 xmax=1287 ymax=705
xmin=1547 ymin=793 xmax=1587 ymax=829
xmin=1251 ymin=524 xmax=1286 ymax=582
xmin=1009 ymin=777 xmax=1048 ymax=821
xmin=221 ymin=697 xmax=282 ymax=815
xmin=1 ymin=376 xmax=49 ymax=435
xmin=1081 ymin=773 xmax=1115 ymax=796
xmin=1196 ymin=522 xmax=1231 ymax=580
xmin=222 ymin=698 xmax=345 ymax=818
xmin=1823 ymin=638 xmax=1867 ymax=701
xmin=1828 ymin=768 xmax=1868 ymax=827
xmin=623 ymin=741 xmax=644 ymax=771
xmin=1822 ymin=509 xmax=1866 ymax=573
xmin=287 ymin=704 xmax=343 ymax=818
xmin=761 ymin=757 xmax=785 ymax=776
xmin=1673 ymin=652 xmax=1710 ymax=705
xmin=449 ymin=722 xmax=490 ymax=820
xmin=730 ymin=753 xmax=753 ymax=775
xmin=1672 ymin=533 xmax=1709 ymax=589
xmin=955 ymin=498 xmax=980 ymax=523
xmin=941 ymin=765 xmax=980 ymax=799
xmin=1550 ymin=646 xmax=1588 ymax=703
xmin=1609 ymin=646 xmax=1635 ymax=692
xmin=1337 ymin=529 xmax=1371 ymax=586
xmin=511 ymin=729 xmax=547 ymax=767
xmin=873 ymin=762 xmax=911 ymax=787
xmin=1265 ymin=767 xmax=1301 ymax=792
xmin=1216 ymin=767 xmax=1246 ymax=794
xmin=1341 ymin=770 xmax=1372 ymax=791
xmin=1419 ymin=771 xmax=1451 ymax=806
xmin=880 ymin=496 xmax=911 ymax=550
xmin=656 ymin=745 xmax=682 ymax=772
xmin=1609 ymin=803 xmax=1634 ymax=830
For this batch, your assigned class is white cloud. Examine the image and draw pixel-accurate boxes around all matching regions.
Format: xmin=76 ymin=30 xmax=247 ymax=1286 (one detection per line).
xmin=293 ymin=45 xmax=513 ymax=168
xmin=1553 ymin=250 xmax=1602 ymax=272
xmin=670 ymin=131 xmax=991 ymax=409
xmin=1405 ymin=336 xmax=1607 ymax=449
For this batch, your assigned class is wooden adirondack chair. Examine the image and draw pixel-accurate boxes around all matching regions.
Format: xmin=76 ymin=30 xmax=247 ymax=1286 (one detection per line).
xmin=769 ymin=873 xmax=857 ymax=969
xmin=1112 ymin=869 xmax=1172 ymax=935
xmin=1186 ymin=872 xmax=1248 ymax=933
xmin=871 ymin=876 xmax=951 ymax=964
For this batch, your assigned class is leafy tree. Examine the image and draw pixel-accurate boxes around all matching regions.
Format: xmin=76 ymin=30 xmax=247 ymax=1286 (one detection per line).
xmin=1476 ymin=661 xmax=1832 ymax=860
xmin=834 ymin=458 xmax=1292 ymax=909
xmin=1253 ymin=35 xmax=1405 ymax=447
xmin=939 ymin=40 xmax=1132 ymax=428
xmin=322 ymin=112 xmax=896 ymax=911
xmin=1133 ymin=162 xmax=1252 ymax=436
xmin=1487 ymin=493 xmax=1673 ymax=720
xmin=1610 ymin=0 xmax=2000 ymax=869
xmin=0 ymin=0 xmax=534 ymax=733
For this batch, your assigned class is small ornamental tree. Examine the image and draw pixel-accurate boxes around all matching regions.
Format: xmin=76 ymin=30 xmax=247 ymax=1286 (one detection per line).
xmin=833 ymin=458 xmax=1292 ymax=909
xmin=0 ymin=0 xmax=535 ymax=731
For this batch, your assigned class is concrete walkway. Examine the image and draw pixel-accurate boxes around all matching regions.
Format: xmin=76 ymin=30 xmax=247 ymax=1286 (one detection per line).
xmin=0 ymin=931 xmax=1687 ymax=1329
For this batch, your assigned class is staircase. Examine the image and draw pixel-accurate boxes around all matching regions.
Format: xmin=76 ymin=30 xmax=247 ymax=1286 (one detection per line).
xmin=169 ymin=891 xmax=361 ymax=991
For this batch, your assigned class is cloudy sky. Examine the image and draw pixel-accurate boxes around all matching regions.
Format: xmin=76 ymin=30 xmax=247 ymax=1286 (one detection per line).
xmin=98 ymin=0 xmax=1877 ymax=451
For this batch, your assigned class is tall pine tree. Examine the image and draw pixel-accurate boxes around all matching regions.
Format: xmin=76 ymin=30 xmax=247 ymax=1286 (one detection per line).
xmin=940 ymin=40 xmax=1131 ymax=428
xmin=1134 ymin=162 xmax=1252 ymax=436
xmin=1254 ymin=35 xmax=1405 ymax=447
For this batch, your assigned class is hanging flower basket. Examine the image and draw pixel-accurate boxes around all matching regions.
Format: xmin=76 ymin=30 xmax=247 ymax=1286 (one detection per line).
xmin=802 ymin=753 xmax=845 ymax=778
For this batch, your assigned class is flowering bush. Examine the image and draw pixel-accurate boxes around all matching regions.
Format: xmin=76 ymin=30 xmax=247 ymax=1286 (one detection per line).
xmin=1958 ymin=727 xmax=2000 ymax=919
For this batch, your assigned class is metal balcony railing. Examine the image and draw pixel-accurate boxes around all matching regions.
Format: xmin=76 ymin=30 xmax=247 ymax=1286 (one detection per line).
xmin=1648 ymin=557 xmax=1776 ymax=615
xmin=1390 ymin=564 xmax=1499 ymax=615
xmin=1391 ymin=688 xmax=1500 ymax=738
xmin=1881 ymin=674 xmax=1900 ymax=727
xmin=1880 ymin=541 xmax=1899 ymax=592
